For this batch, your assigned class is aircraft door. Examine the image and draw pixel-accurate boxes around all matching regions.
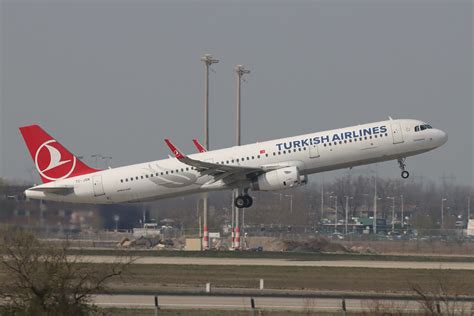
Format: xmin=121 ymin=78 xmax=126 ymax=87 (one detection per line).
xmin=309 ymin=143 xmax=320 ymax=158
xmin=391 ymin=123 xmax=404 ymax=144
xmin=92 ymin=175 xmax=105 ymax=196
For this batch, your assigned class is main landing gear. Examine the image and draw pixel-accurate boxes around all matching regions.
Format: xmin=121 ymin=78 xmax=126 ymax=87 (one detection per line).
xmin=397 ymin=158 xmax=410 ymax=179
xmin=234 ymin=195 xmax=253 ymax=208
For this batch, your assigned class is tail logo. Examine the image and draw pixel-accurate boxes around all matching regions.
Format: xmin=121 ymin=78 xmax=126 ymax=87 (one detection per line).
xmin=34 ymin=140 xmax=77 ymax=181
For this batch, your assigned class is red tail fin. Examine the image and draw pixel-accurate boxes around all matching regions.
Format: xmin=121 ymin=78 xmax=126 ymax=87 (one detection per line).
xmin=19 ymin=125 xmax=99 ymax=183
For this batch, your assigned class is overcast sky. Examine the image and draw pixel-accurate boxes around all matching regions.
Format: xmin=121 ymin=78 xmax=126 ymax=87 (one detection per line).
xmin=1 ymin=0 xmax=472 ymax=186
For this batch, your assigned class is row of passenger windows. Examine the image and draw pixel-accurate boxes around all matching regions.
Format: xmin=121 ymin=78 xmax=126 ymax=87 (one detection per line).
xmin=119 ymin=150 xmax=308 ymax=183
xmin=414 ymin=124 xmax=432 ymax=132
xmin=120 ymin=167 xmax=197 ymax=183
xmin=322 ymin=132 xmax=389 ymax=147
xmin=119 ymin=133 xmax=389 ymax=183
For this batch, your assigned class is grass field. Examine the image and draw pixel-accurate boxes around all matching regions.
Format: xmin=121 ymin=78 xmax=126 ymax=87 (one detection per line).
xmin=103 ymin=308 xmax=356 ymax=316
xmin=100 ymin=264 xmax=474 ymax=295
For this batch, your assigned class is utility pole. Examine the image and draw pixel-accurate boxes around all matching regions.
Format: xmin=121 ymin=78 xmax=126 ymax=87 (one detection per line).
xmin=321 ymin=182 xmax=324 ymax=221
xmin=387 ymin=197 xmax=395 ymax=233
xmin=400 ymin=194 xmax=404 ymax=229
xmin=200 ymin=54 xmax=219 ymax=250
xmin=344 ymin=196 xmax=353 ymax=235
xmin=441 ymin=198 xmax=447 ymax=229
xmin=330 ymin=195 xmax=338 ymax=234
xmin=468 ymin=196 xmax=471 ymax=220
xmin=233 ymin=64 xmax=250 ymax=249
xmin=373 ymin=174 xmax=378 ymax=235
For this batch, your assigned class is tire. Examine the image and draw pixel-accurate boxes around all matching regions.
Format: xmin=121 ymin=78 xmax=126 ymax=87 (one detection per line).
xmin=235 ymin=196 xmax=246 ymax=208
xmin=401 ymin=171 xmax=409 ymax=179
xmin=244 ymin=195 xmax=253 ymax=208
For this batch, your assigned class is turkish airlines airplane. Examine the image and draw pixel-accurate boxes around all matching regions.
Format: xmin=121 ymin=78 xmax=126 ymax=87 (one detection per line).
xmin=19 ymin=118 xmax=447 ymax=208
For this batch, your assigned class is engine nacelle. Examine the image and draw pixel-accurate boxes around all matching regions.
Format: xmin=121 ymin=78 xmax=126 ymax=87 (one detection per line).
xmin=252 ymin=166 xmax=307 ymax=191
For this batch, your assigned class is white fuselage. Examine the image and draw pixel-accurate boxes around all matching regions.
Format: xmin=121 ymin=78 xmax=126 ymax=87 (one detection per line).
xmin=25 ymin=119 xmax=447 ymax=204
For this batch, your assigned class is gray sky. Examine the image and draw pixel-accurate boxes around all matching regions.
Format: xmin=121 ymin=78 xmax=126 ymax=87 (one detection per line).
xmin=1 ymin=0 xmax=472 ymax=186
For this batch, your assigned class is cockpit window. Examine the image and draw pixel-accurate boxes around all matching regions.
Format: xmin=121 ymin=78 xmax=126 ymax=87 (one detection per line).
xmin=415 ymin=124 xmax=433 ymax=132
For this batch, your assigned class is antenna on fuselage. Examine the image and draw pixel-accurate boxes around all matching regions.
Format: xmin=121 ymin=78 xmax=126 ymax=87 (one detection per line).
xmin=388 ymin=116 xmax=394 ymax=120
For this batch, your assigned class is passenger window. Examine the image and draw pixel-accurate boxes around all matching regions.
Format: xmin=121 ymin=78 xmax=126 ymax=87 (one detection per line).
xmin=120 ymin=179 xmax=123 ymax=183
xmin=265 ymin=154 xmax=269 ymax=157
xmin=257 ymin=155 xmax=260 ymax=159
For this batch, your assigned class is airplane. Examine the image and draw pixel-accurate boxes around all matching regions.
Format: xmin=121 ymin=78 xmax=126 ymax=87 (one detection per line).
xmin=19 ymin=118 xmax=447 ymax=208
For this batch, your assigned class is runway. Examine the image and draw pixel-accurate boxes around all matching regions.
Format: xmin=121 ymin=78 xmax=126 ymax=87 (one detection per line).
xmin=79 ymin=256 xmax=474 ymax=270
xmin=93 ymin=294 xmax=474 ymax=312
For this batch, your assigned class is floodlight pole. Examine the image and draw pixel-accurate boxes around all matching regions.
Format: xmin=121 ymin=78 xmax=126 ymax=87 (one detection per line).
xmin=468 ymin=196 xmax=471 ymax=220
xmin=373 ymin=172 xmax=378 ymax=235
xmin=387 ymin=197 xmax=395 ymax=233
xmin=441 ymin=198 xmax=447 ymax=229
xmin=201 ymin=54 xmax=219 ymax=250
xmin=344 ymin=196 xmax=353 ymax=235
xmin=400 ymin=194 xmax=404 ymax=228
xmin=234 ymin=64 xmax=250 ymax=249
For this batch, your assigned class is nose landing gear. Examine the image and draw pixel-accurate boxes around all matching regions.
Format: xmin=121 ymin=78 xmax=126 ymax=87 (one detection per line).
xmin=398 ymin=158 xmax=410 ymax=179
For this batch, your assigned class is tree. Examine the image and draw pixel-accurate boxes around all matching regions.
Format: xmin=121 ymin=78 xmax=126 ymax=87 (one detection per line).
xmin=0 ymin=228 xmax=133 ymax=315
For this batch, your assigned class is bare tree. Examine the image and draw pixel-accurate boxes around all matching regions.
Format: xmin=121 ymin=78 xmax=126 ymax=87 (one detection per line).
xmin=409 ymin=272 xmax=473 ymax=315
xmin=0 ymin=228 xmax=134 ymax=315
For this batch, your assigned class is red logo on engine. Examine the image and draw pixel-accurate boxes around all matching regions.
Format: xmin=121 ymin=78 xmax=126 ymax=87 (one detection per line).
xmin=35 ymin=140 xmax=76 ymax=181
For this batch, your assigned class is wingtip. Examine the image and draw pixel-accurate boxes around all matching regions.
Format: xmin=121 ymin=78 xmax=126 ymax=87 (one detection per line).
xmin=164 ymin=139 xmax=185 ymax=159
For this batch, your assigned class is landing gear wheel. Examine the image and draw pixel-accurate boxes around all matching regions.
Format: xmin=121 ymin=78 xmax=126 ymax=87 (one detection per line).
xmin=234 ymin=195 xmax=253 ymax=208
xmin=234 ymin=196 xmax=246 ymax=208
xmin=397 ymin=158 xmax=410 ymax=179
xmin=243 ymin=195 xmax=253 ymax=208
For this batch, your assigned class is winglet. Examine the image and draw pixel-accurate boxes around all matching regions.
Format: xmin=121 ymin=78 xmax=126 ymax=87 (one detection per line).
xmin=164 ymin=139 xmax=185 ymax=159
xmin=192 ymin=139 xmax=207 ymax=153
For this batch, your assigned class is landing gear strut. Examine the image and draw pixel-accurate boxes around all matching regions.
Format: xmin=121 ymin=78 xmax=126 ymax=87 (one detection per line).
xmin=397 ymin=158 xmax=410 ymax=179
xmin=234 ymin=195 xmax=253 ymax=208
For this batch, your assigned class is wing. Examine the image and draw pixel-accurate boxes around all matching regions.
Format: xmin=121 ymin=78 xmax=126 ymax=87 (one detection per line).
xmin=164 ymin=139 xmax=267 ymax=185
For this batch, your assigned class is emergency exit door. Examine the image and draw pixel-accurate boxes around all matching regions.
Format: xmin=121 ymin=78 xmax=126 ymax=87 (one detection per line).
xmin=309 ymin=144 xmax=320 ymax=158
xmin=391 ymin=123 xmax=404 ymax=144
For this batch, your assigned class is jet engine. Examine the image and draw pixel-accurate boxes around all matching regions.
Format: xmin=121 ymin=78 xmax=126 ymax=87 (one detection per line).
xmin=251 ymin=166 xmax=307 ymax=191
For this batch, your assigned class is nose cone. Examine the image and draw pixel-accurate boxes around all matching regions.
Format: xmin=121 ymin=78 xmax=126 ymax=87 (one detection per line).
xmin=435 ymin=129 xmax=448 ymax=146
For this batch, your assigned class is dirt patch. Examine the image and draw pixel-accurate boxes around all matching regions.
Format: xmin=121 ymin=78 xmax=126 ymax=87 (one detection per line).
xmin=247 ymin=236 xmax=351 ymax=253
